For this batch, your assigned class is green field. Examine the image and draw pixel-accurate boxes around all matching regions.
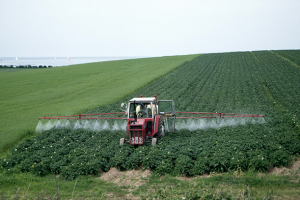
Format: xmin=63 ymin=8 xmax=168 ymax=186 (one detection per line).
xmin=1 ymin=50 xmax=300 ymax=199
xmin=0 ymin=54 xmax=197 ymax=152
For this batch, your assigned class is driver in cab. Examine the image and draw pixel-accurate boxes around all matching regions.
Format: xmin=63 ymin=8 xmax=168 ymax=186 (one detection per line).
xmin=136 ymin=103 xmax=150 ymax=118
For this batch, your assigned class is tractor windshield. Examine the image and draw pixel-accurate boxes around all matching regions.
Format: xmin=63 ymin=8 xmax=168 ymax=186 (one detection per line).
xmin=129 ymin=103 xmax=154 ymax=118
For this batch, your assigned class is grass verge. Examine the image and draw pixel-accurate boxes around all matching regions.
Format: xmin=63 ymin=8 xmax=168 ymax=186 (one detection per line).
xmin=0 ymin=170 xmax=299 ymax=199
xmin=0 ymin=171 xmax=126 ymax=199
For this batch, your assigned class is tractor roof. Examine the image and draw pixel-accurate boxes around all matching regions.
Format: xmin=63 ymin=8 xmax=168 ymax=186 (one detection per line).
xmin=129 ymin=97 xmax=156 ymax=103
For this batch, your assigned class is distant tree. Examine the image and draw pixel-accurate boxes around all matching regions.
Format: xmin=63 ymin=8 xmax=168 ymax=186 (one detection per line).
xmin=39 ymin=65 xmax=43 ymax=68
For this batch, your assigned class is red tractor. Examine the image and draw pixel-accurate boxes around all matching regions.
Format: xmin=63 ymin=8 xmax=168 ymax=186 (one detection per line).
xmin=37 ymin=95 xmax=264 ymax=146
xmin=120 ymin=95 xmax=175 ymax=146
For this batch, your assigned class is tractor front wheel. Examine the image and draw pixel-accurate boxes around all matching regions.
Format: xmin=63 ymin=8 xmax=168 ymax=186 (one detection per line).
xmin=120 ymin=138 xmax=125 ymax=145
xmin=152 ymin=138 xmax=157 ymax=146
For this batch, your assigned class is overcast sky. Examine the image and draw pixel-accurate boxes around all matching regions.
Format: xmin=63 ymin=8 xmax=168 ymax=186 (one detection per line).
xmin=1 ymin=0 xmax=299 ymax=57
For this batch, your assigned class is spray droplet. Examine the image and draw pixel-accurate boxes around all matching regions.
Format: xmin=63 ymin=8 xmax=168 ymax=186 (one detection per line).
xmin=92 ymin=120 xmax=102 ymax=131
xmin=241 ymin=118 xmax=246 ymax=126
xmin=83 ymin=120 xmax=91 ymax=130
xmin=74 ymin=120 xmax=82 ymax=129
xmin=45 ymin=120 xmax=54 ymax=130
xmin=63 ymin=120 xmax=72 ymax=129
xmin=112 ymin=120 xmax=120 ymax=131
xmin=35 ymin=121 xmax=43 ymax=133
xmin=102 ymin=120 xmax=110 ymax=130
xmin=55 ymin=120 xmax=62 ymax=129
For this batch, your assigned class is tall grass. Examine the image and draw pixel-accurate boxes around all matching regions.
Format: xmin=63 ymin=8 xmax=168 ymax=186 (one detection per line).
xmin=1 ymin=171 xmax=299 ymax=199
xmin=0 ymin=172 xmax=126 ymax=199
xmin=0 ymin=54 xmax=198 ymax=152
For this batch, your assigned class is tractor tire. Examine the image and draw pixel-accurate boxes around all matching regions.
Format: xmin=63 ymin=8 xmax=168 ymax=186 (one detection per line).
xmin=156 ymin=117 xmax=165 ymax=138
xmin=152 ymin=138 xmax=157 ymax=146
xmin=120 ymin=138 xmax=125 ymax=145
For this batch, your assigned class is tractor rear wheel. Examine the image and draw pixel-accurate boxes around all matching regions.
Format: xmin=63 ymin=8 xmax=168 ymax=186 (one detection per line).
xmin=156 ymin=117 xmax=165 ymax=138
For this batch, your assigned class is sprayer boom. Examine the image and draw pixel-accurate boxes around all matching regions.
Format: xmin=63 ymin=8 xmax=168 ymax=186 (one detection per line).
xmin=38 ymin=112 xmax=126 ymax=120
xmin=37 ymin=95 xmax=265 ymax=146
xmin=176 ymin=112 xmax=265 ymax=119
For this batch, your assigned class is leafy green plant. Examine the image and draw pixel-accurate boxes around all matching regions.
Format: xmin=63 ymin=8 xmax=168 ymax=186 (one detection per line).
xmin=270 ymin=149 xmax=292 ymax=167
xmin=173 ymin=155 xmax=194 ymax=176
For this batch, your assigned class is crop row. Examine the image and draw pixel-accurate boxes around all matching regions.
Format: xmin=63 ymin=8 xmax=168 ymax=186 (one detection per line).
xmin=2 ymin=122 xmax=299 ymax=180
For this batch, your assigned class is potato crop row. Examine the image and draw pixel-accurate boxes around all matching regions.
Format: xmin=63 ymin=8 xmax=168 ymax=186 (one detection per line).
xmin=2 ymin=122 xmax=299 ymax=180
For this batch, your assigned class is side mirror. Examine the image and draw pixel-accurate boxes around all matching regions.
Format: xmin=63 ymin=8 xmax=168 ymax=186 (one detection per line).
xmin=120 ymin=103 xmax=127 ymax=111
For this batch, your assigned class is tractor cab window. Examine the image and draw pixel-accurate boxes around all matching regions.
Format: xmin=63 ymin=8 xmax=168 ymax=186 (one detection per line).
xmin=136 ymin=103 xmax=151 ymax=118
xmin=129 ymin=103 xmax=152 ymax=118
xmin=129 ymin=104 xmax=136 ymax=118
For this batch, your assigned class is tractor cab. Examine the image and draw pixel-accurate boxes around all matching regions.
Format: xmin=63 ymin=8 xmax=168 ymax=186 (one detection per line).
xmin=127 ymin=97 xmax=157 ymax=119
xmin=120 ymin=96 xmax=175 ymax=146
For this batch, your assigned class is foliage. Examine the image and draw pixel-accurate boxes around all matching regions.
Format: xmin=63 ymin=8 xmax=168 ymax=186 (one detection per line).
xmin=2 ymin=124 xmax=299 ymax=180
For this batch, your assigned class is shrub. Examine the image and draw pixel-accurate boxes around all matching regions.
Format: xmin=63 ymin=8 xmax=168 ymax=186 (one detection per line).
xmin=270 ymin=149 xmax=292 ymax=167
xmin=173 ymin=155 xmax=194 ymax=176
xmin=192 ymin=157 xmax=210 ymax=175
xmin=249 ymin=153 xmax=269 ymax=172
